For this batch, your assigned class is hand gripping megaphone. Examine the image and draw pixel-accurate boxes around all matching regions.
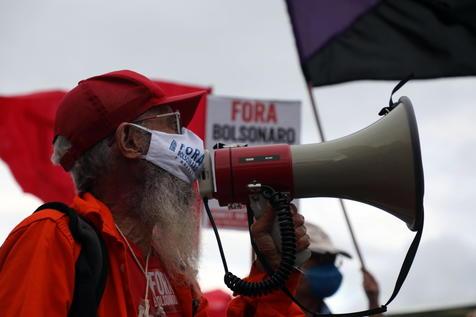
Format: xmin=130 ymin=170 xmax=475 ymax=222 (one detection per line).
xmin=199 ymin=96 xmax=424 ymax=301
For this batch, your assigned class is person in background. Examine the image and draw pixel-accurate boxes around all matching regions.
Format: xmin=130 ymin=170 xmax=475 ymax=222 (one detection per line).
xmin=295 ymin=222 xmax=383 ymax=316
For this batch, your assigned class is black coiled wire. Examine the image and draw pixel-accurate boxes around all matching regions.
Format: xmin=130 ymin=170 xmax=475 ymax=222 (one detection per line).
xmin=203 ymin=185 xmax=297 ymax=296
xmin=204 ymin=187 xmax=388 ymax=316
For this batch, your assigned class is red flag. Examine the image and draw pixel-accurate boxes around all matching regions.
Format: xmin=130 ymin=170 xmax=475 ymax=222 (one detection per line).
xmin=0 ymin=91 xmax=74 ymax=202
xmin=0 ymin=80 xmax=210 ymax=203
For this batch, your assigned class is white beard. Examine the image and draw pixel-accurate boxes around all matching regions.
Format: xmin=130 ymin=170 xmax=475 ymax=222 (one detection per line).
xmin=138 ymin=162 xmax=200 ymax=284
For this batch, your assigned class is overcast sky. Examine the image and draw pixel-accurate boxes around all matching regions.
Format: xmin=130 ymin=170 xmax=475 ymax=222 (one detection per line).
xmin=1 ymin=0 xmax=475 ymax=314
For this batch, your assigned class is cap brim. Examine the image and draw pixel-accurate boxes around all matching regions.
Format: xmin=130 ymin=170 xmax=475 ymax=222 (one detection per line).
xmin=157 ymin=90 xmax=208 ymax=127
xmin=337 ymin=250 xmax=352 ymax=259
xmin=310 ymin=247 xmax=352 ymax=259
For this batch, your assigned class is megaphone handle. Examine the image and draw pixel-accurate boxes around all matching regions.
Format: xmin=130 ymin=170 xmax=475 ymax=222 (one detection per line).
xmin=249 ymin=194 xmax=311 ymax=267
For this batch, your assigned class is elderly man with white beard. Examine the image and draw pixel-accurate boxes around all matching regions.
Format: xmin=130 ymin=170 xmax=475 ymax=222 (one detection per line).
xmin=0 ymin=70 xmax=310 ymax=317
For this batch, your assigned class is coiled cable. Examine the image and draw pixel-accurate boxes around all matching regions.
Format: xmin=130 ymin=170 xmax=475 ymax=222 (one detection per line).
xmin=203 ymin=185 xmax=297 ymax=296
xmin=204 ymin=187 xmax=389 ymax=316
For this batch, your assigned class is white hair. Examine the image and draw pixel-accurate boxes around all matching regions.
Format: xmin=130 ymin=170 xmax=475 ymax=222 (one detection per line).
xmin=52 ymin=135 xmax=199 ymax=283
xmin=51 ymin=135 xmax=113 ymax=193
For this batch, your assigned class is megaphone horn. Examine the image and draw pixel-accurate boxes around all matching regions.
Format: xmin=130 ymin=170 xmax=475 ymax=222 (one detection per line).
xmin=199 ymin=96 xmax=424 ymax=232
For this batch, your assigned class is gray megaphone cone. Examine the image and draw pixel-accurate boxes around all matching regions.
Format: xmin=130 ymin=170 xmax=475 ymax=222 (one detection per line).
xmin=291 ymin=96 xmax=424 ymax=231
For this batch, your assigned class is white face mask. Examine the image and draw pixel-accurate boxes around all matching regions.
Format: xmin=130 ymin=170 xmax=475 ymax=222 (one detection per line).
xmin=130 ymin=124 xmax=205 ymax=183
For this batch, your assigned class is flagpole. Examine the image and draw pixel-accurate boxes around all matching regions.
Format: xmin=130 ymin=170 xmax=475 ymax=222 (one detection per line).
xmin=306 ymin=82 xmax=367 ymax=270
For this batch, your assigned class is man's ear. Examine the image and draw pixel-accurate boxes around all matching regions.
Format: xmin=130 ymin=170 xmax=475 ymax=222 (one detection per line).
xmin=115 ymin=123 xmax=151 ymax=159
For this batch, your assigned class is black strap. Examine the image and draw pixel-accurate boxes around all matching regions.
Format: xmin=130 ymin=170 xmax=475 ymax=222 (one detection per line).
xmin=308 ymin=220 xmax=423 ymax=316
xmin=244 ymin=198 xmax=424 ymax=317
xmin=34 ymin=202 xmax=108 ymax=317
xmin=385 ymin=215 xmax=424 ymax=306
xmin=379 ymin=73 xmax=415 ymax=116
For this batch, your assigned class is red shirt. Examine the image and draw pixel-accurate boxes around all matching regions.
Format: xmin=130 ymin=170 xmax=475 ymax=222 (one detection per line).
xmin=0 ymin=192 xmax=305 ymax=317
xmin=126 ymin=241 xmax=183 ymax=316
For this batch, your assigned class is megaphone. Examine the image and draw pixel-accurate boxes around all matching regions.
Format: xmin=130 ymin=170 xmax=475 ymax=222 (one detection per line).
xmin=199 ymin=96 xmax=424 ymax=232
xmin=199 ymin=95 xmax=424 ymax=311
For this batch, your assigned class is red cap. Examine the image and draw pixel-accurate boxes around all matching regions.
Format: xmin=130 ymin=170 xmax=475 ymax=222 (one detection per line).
xmin=54 ymin=70 xmax=207 ymax=171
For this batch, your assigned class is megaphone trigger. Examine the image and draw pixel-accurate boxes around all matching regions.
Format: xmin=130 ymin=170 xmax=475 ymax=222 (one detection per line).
xmin=248 ymin=192 xmax=274 ymax=228
xmin=248 ymin=186 xmax=311 ymax=269
xmin=248 ymin=194 xmax=281 ymax=271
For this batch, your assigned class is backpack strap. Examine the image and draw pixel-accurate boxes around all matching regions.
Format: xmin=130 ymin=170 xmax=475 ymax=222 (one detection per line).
xmin=34 ymin=202 xmax=108 ymax=317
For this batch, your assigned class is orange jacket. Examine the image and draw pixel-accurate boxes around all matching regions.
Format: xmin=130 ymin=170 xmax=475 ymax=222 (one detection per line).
xmin=0 ymin=193 xmax=304 ymax=317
